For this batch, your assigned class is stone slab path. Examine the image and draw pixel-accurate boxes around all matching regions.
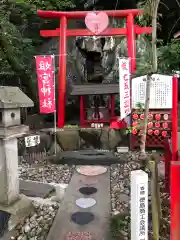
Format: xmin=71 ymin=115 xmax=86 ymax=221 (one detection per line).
xmin=47 ymin=166 xmax=111 ymax=240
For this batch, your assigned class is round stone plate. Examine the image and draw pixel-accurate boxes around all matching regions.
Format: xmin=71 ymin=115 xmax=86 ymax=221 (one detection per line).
xmin=76 ymin=166 xmax=107 ymax=176
xmin=71 ymin=212 xmax=95 ymax=225
xmin=76 ymin=198 xmax=96 ymax=208
xmin=79 ymin=187 xmax=97 ymax=195
xmin=65 ymin=231 xmax=92 ymax=240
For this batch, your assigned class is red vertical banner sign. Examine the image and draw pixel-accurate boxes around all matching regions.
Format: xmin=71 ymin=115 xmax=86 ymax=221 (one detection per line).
xmin=35 ymin=55 xmax=56 ymax=113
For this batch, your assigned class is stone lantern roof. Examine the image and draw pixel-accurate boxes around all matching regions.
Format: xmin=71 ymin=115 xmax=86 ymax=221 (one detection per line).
xmin=0 ymin=86 xmax=34 ymax=108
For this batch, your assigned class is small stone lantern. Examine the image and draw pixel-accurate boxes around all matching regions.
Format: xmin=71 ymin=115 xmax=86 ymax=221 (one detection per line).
xmin=0 ymin=86 xmax=34 ymax=206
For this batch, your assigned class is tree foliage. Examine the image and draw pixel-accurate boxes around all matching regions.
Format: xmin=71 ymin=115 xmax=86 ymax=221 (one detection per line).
xmin=0 ymin=0 xmax=75 ymax=75
xmin=158 ymin=40 xmax=180 ymax=73
xmin=14 ymin=0 xmax=76 ymax=10
xmin=0 ymin=0 xmax=76 ymax=106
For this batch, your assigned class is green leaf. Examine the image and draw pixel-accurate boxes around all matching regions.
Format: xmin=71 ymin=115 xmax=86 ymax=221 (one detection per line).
xmin=22 ymin=38 xmax=32 ymax=43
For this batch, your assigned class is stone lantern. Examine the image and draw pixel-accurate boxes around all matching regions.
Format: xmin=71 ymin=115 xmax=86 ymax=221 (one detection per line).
xmin=0 ymin=86 xmax=34 ymax=206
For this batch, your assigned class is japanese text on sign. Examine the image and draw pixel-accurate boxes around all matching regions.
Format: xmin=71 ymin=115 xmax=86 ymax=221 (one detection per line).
xmin=38 ymin=61 xmax=52 ymax=71
xmin=138 ymin=183 xmax=147 ymax=240
xmin=131 ymin=170 xmax=148 ymax=240
xmin=119 ymin=58 xmax=131 ymax=120
xmin=132 ymin=74 xmax=172 ymax=109
xmin=35 ymin=56 xmax=56 ymax=114
xmin=25 ymin=135 xmax=40 ymax=148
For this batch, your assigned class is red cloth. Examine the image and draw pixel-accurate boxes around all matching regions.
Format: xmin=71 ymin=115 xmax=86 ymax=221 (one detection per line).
xmin=110 ymin=118 xmax=127 ymax=129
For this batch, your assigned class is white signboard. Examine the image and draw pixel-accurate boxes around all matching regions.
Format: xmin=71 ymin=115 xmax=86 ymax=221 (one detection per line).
xmin=132 ymin=74 xmax=172 ymax=109
xmin=90 ymin=123 xmax=104 ymax=128
xmin=119 ymin=58 xmax=131 ymax=119
xmin=131 ymin=170 xmax=148 ymax=240
xmin=25 ymin=135 xmax=40 ymax=148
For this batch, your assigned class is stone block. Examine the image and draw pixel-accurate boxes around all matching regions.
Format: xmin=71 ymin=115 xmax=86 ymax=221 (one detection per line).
xmin=79 ymin=127 xmax=123 ymax=150
xmin=0 ymin=138 xmax=19 ymax=205
xmin=0 ymin=194 xmax=33 ymax=216
xmin=79 ymin=128 xmax=101 ymax=149
xmin=18 ymin=132 xmax=52 ymax=157
xmin=107 ymin=129 xmax=123 ymax=150
xmin=56 ymin=128 xmax=79 ymax=151
xmin=0 ymin=108 xmax=20 ymax=128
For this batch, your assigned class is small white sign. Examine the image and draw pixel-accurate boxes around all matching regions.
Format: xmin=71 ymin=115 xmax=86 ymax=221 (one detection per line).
xmin=132 ymin=74 xmax=172 ymax=109
xmin=25 ymin=135 xmax=40 ymax=148
xmin=119 ymin=58 xmax=131 ymax=119
xmin=131 ymin=170 xmax=148 ymax=240
xmin=91 ymin=123 xmax=104 ymax=128
xmin=116 ymin=146 xmax=129 ymax=153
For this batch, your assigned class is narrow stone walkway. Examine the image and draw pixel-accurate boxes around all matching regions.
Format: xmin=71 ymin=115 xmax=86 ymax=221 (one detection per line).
xmin=47 ymin=166 xmax=111 ymax=240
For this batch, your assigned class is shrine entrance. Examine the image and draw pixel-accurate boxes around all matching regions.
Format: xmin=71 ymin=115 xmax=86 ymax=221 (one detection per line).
xmin=37 ymin=9 xmax=152 ymax=128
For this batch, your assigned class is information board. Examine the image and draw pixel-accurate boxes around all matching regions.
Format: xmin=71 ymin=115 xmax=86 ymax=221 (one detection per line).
xmin=132 ymin=74 xmax=172 ymax=109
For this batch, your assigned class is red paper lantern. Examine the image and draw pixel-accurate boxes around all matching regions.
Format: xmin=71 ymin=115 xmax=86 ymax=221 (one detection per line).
xmin=155 ymin=114 xmax=161 ymax=121
xmin=140 ymin=114 xmax=144 ymax=120
xmin=154 ymin=130 xmax=160 ymax=135
xmin=132 ymin=114 xmax=138 ymax=120
xmin=148 ymin=129 xmax=153 ymax=135
xmin=155 ymin=122 xmax=160 ymax=128
xmin=148 ymin=122 xmax=153 ymax=128
xmin=162 ymin=131 xmax=167 ymax=137
xmin=162 ymin=122 xmax=168 ymax=129
xmin=163 ymin=114 xmax=169 ymax=121
xmin=132 ymin=121 xmax=137 ymax=127
xmin=132 ymin=129 xmax=137 ymax=135
xmin=148 ymin=113 xmax=153 ymax=120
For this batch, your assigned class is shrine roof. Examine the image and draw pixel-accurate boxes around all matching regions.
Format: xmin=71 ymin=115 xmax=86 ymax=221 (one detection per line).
xmin=0 ymin=86 xmax=34 ymax=108
xmin=70 ymin=83 xmax=119 ymax=95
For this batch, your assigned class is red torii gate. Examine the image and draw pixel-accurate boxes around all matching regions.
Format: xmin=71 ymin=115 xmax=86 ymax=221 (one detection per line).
xmin=37 ymin=9 xmax=152 ymax=128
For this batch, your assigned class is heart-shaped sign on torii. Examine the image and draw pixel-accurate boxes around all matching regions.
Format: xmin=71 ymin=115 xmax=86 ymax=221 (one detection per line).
xmin=85 ymin=12 xmax=109 ymax=35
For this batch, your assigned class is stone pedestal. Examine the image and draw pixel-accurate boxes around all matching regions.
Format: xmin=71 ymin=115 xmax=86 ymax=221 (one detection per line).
xmin=0 ymin=138 xmax=19 ymax=205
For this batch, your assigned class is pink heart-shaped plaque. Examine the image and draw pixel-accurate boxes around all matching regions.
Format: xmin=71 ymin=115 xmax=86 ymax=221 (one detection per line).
xmin=85 ymin=12 xmax=109 ymax=35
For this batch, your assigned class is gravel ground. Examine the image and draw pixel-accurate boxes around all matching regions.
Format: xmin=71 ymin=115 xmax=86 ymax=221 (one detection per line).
xmin=111 ymin=152 xmax=141 ymax=214
xmin=19 ymin=163 xmax=75 ymax=184
xmin=11 ymin=201 xmax=59 ymax=240
xmin=110 ymin=151 xmax=169 ymax=240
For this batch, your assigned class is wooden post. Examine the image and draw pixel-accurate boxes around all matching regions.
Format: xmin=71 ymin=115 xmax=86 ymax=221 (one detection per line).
xmin=149 ymin=160 xmax=160 ymax=240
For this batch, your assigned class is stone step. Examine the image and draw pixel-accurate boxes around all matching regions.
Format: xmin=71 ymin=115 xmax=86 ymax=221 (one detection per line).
xmin=47 ymin=150 xmax=126 ymax=165
xmin=19 ymin=180 xmax=54 ymax=198
xmin=46 ymin=167 xmax=111 ymax=240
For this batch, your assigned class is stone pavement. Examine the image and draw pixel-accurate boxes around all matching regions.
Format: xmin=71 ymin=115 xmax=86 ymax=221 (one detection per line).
xmin=47 ymin=166 xmax=111 ymax=240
